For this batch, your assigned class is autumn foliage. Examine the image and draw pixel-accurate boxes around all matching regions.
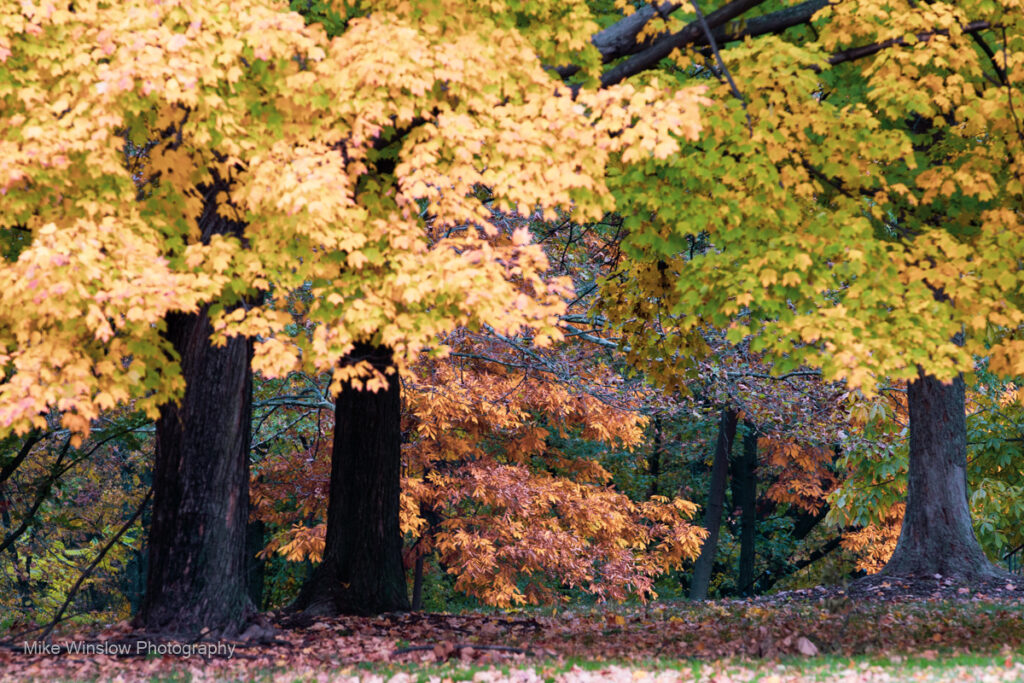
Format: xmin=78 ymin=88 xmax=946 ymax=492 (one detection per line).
xmin=2 ymin=0 xmax=1024 ymax=645
xmin=253 ymin=320 xmax=708 ymax=607
xmin=0 ymin=0 xmax=706 ymax=441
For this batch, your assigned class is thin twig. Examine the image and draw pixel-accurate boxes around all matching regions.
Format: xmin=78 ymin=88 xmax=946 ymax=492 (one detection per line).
xmin=0 ymin=437 xmax=73 ymax=555
xmin=38 ymin=487 xmax=153 ymax=642
xmin=689 ymin=0 xmax=752 ymax=136
xmin=0 ymin=611 xmax=91 ymax=646
xmin=1001 ymin=27 xmax=1024 ymax=147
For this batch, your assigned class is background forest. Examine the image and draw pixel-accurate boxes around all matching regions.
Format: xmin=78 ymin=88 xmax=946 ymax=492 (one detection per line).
xmin=1 ymin=0 xmax=1024 ymax=649
xmin=3 ymin=208 xmax=1023 ymax=629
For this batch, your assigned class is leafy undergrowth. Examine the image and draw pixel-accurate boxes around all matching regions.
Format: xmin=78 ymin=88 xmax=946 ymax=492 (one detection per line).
xmin=2 ymin=583 xmax=1023 ymax=681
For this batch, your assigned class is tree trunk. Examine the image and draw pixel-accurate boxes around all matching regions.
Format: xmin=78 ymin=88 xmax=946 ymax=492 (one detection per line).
xmin=731 ymin=424 xmax=757 ymax=595
xmin=647 ymin=414 xmax=662 ymax=499
xmin=138 ymin=308 xmax=253 ymax=635
xmin=293 ymin=343 xmax=410 ymax=615
xmin=880 ymin=370 xmax=1003 ymax=581
xmin=689 ymin=407 xmax=738 ymax=600
xmin=136 ymin=189 xmax=253 ymax=636
xmin=246 ymin=516 xmax=266 ymax=611
xmin=411 ymin=552 xmax=426 ymax=611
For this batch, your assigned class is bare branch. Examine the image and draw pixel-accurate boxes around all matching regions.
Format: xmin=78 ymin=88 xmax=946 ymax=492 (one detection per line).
xmin=38 ymin=487 xmax=153 ymax=642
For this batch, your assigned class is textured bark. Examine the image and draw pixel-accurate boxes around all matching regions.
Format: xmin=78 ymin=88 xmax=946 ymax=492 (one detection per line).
xmin=137 ymin=189 xmax=253 ymax=636
xmin=561 ymin=0 xmax=824 ymax=80
xmin=710 ymin=0 xmax=827 ymax=45
xmin=293 ymin=344 xmax=410 ymax=616
xmin=591 ymin=1 xmax=683 ymax=61
xmin=689 ymin=408 xmax=738 ymax=600
xmin=589 ymin=0 xmax=826 ymax=64
xmin=601 ymin=0 xmax=769 ymax=88
xmin=731 ymin=425 xmax=757 ymax=595
xmin=880 ymin=370 xmax=1004 ymax=581
xmin=138 ymin=309 xmax=253 ymax=634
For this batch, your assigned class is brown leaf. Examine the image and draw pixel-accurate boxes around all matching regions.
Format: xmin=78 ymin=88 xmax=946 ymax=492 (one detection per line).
xmin=433 ymin=641 xmax=455 ymax=660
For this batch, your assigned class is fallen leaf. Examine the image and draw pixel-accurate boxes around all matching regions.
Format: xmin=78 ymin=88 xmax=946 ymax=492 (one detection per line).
xmin=433 ymin=641 xmax=455 ymax=660
xmin=796 ymin=636 xmax=818 ymax=656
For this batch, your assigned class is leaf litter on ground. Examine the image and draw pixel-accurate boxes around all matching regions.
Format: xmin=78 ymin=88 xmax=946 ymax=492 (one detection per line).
xmin=1 ymin=578 xmax=1022 ymax=681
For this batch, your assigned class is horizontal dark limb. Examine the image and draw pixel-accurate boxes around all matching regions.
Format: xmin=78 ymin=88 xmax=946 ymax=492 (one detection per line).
xmin=392 ymin=643 xmax=534 ymax=657
xmin=828 ymin=20 xmax=993 ymax=66
xmin=601 ymin=0 xmax=771 ymax=87
xmin=582 ymin=1 xmax=991 ymax=88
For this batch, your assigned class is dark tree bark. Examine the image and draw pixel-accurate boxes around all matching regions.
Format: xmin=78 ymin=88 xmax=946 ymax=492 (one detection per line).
xmin=293 ymin=343 xmax=410 ymax=616
xmin=600 ymin=0 xmax=769 ymax=88
xmin=136 ymin=189 xmax=254 ymax=636
xmin=587 ymin=0 xmax=825 ymax=65
xmin=689 ymin=407 xmax=738 ymax=600
xmin=411 ymin=552 xmax=426 ymax=611
xmin=409 ymin=500 xmax=440 ymax=611
xmin=880 ymin=370 xmax=1004 ymax=581
xmin=246 ymin=515 xmax=266 ymax=610
xmin=0 ymin=429 xmax=43 ymax=487
xmin=730 ymin=424 xmax=757 ymax=595
xmin=138 ymin=307 xmax=253 ymax=634
xmin=647 ymin=414 xmax=663 ymax=499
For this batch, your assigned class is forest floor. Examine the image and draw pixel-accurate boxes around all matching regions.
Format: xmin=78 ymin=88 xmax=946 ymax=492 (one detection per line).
xmin=1 ymin=576 xmax=1023 ymax=682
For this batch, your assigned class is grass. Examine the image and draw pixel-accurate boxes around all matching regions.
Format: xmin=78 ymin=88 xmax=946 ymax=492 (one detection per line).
xmin=134 ymin=650 xmax=1024 ymax=682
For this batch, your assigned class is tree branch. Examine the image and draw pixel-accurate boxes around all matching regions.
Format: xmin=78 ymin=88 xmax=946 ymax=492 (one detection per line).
xmin=587 ymin=2 xmax=992 ymax=92
xmin=38 ymin=487 xmax=153 ymax=642
xmin=827 ymin=20 xmax=993 ymax=67
xmin=0 ymin=437 xmax=72 ymax=556
xmin=0 ymin=429 xmax=44 ymax=487
xmin=592 ymin=1 xmax=683 ymax=63
xmin=569 ymin=0 xmax=828 ymax=82
xmin=709 ymin=0 xmax=828 ymax=44
xmin=690 ymin=0 xmax=752 ymax=135
xmin=724 ymin=369 xmax=823 ymax=381
xmin=601 ymin=0 xmax=771 ymax=88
